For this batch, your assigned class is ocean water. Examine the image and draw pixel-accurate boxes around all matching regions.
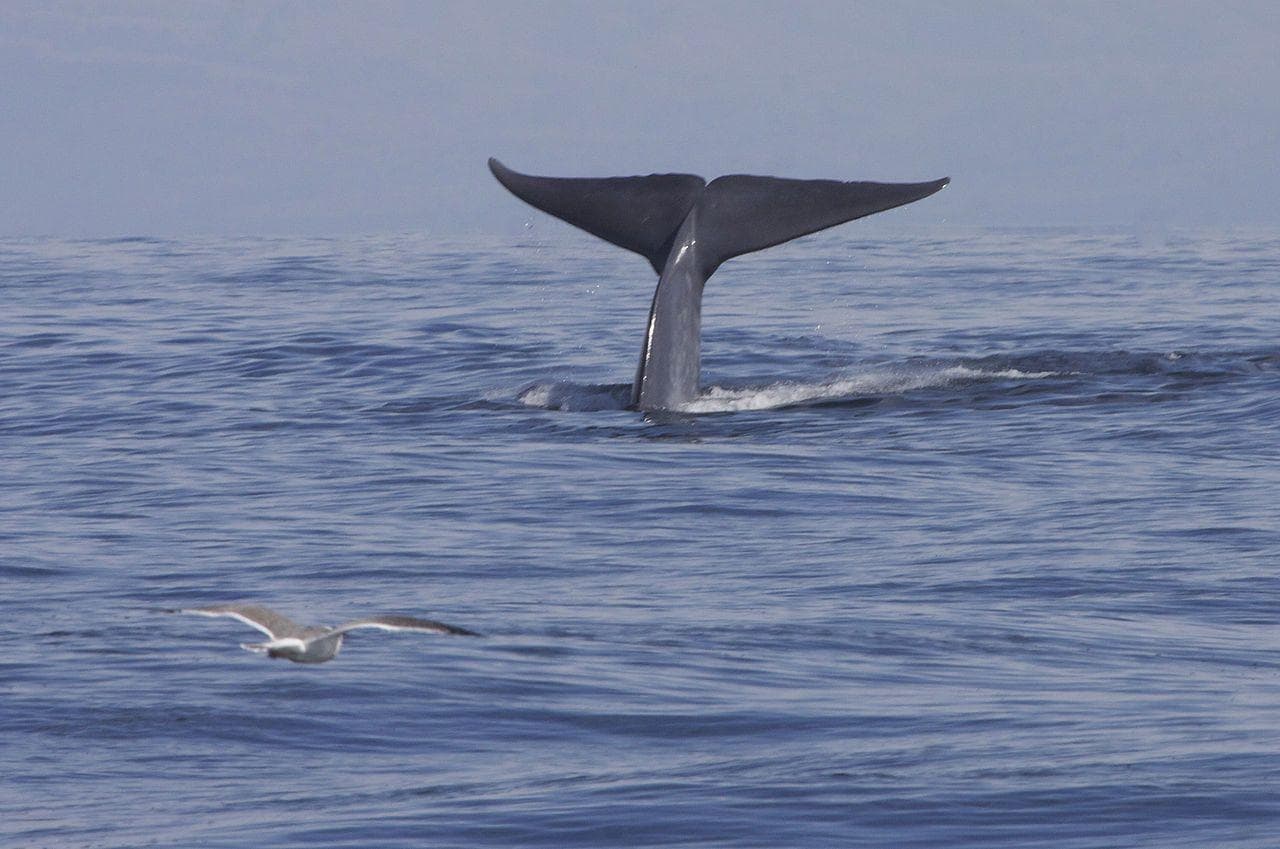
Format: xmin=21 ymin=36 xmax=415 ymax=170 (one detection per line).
xmin=2 ymin=227 xmax=1279 ymax=848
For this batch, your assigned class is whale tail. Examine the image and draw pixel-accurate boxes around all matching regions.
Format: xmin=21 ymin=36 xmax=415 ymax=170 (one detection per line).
xmin=489 ymin=158 xmax=949 ymax=410
xmin=488 ymin=158 xmax=947 ymax=276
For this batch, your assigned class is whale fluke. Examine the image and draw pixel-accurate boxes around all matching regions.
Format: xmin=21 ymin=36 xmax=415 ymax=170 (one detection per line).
xmin=490 ymin=158 xmax=948 ymax=410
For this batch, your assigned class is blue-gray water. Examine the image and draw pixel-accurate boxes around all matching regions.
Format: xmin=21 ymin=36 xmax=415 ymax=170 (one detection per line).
xmin=3 ymin=228 xmax=1279 ymax=848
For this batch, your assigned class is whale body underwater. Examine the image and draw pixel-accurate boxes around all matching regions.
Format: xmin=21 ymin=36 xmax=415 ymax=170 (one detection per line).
xmin=489 ymin=158 xmax=948 ymax=412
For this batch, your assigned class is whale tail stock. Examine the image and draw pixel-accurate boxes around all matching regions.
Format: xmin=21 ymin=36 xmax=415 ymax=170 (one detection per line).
xmin=488 ymin=157 xmax=949 ymax=409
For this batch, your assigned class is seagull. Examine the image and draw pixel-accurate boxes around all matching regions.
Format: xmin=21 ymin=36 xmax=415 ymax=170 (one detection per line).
xmin=169 ymin=603 xmax=480 ymax=663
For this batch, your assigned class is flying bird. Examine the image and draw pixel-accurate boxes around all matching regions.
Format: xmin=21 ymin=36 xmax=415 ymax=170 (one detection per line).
xmin=169 ymin=603 xmax=480 ymax=663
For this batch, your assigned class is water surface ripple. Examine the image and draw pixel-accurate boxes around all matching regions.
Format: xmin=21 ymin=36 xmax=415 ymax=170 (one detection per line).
xmin=2 ymin=229 xmax=1278 ymax=847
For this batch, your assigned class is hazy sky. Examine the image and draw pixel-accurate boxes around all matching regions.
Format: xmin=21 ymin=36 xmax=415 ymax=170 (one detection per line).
xmin=2 ymin=1 xmax=1277 ymax=237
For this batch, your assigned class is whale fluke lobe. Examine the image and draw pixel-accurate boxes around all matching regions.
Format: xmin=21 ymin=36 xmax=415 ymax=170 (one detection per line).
xmin=489 ymin=158 xmax=948 ymax=410
xmin=695 ymin=174 xmax=951 ymax=275
xmin=488 ymin=158 xmax=704 ymax=275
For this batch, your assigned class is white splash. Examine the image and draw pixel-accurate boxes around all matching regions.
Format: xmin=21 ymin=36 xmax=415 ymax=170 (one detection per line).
xmin=513 ymin=365 xmax=1058 ymax=414
xmin=682 ymin=365 xmax=1058 ymax=413
xmin=515 ymin=381 xmax=630 ymax=412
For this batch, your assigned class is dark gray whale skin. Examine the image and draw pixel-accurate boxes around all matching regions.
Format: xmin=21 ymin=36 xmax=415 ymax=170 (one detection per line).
xmin=489 ymin=158 xmax=948 ymax=411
